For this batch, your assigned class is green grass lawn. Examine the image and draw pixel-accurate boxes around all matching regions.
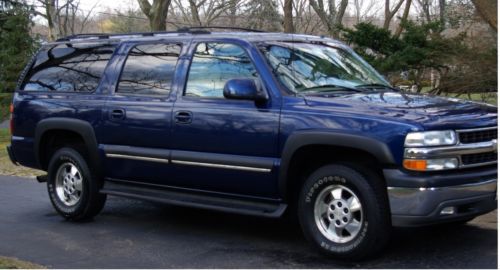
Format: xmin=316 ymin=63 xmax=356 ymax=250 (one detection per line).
xmin=417 ymin=88 xmax=497 ymax=105
xmin=0 ymin=93 xmax=13 ymax=122
xmin=0 ymin=128 xmax=43 ymax=177
xmin=0 ymin=256 xmax=44 ymax=269
xmin=450 ymin=92 xmax=497 ymax=105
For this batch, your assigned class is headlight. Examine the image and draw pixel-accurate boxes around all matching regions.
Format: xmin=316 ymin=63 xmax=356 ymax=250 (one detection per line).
xmin=404 ymin=130 xmax=457 ymax=147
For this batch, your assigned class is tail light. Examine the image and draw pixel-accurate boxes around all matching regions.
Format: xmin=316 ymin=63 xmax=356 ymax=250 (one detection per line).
xmin=9 ymin=103 xmax=14 ymax=135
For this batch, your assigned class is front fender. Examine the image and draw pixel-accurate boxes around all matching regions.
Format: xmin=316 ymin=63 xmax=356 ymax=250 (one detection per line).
xmin=278 ymin=131 xmax=396 ymax=197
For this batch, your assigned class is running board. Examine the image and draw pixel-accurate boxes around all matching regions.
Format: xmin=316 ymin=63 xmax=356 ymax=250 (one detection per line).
xmin=100 ymin=180 xmax=287 ymax=218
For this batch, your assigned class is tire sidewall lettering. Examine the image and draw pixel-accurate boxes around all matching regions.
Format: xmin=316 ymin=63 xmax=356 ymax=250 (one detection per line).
xmin=305 ymin=176 xmax=346 ymax=203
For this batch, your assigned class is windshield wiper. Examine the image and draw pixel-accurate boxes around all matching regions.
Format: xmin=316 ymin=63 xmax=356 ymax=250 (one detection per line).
xmin=355 ymin=83 xmax=399 ymax=91
xmin=299 ymin=84 xmax=364 ymax=94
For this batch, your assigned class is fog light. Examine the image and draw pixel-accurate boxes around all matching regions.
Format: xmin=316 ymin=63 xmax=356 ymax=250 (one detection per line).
xmin=426 ymin=158 xmax=458 ymax=170
xmin=440 ymin=207 xmax=456 ymax=215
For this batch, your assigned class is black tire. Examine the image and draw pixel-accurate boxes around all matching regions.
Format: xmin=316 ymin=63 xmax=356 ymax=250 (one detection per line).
xmin=47 ymin=147 xmax=106 ymax=221
xmin=298 ymin=164 xmax=391 ymax=260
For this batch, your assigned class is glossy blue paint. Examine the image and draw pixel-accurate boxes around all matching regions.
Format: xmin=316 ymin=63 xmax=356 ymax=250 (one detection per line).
xmin=9 ymin=32 xmax=498 ymax=201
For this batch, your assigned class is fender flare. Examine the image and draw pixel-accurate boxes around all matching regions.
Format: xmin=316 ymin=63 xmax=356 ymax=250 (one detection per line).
xmin=278 ymin=131 xmax=396 ymax=198
xmin=34 ymin=118 xmax=101 ymax=173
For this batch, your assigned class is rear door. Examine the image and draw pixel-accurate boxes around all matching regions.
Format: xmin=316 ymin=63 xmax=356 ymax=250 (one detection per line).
xmin=100 ymin=41 xmax=185 ymax=185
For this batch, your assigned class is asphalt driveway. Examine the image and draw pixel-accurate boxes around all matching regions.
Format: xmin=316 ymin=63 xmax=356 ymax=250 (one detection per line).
xmin=0 ymin=175 xmax=497 ymax=268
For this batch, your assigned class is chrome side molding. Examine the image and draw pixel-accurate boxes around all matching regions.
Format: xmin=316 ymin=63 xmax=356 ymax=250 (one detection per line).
xmin=106 ymin=153 xmax=170 ymax=164
xmin=171 ymin=159 xmax=271 ymax=173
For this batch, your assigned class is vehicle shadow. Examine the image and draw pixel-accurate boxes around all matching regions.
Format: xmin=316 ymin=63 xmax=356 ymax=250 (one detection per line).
xmin=96 ymin=196 xmax=497 ymax=268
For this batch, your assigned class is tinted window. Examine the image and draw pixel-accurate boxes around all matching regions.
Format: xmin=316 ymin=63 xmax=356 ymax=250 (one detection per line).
xmin=23 ymin=43 xmax=115 ymax=92
xmin=117 ymin=43 xmax=181 ymax=95
xmin=185 ymin=43 xmax=258 ymax=98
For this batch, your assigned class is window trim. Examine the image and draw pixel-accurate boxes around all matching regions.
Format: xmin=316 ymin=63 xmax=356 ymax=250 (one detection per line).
xmin=114 ymin=41 xmax=183 ymax=98
xmin=19 ymin=43 xmax=117 ymax=94
xmin=181 ymin=41 xmax=267 ymax=101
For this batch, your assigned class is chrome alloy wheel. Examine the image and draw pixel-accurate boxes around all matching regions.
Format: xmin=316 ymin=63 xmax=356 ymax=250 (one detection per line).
xmin=55 ymin=162 xmax=83 ymax=206
xmin=314 ymin=184 xmax=364 ymax=243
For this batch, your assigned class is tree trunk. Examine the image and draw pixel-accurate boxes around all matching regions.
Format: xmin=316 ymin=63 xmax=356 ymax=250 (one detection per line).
xmin=309 ymin=0 xmax=348 ymax=38
xmin=394 ymin=0 xmax=412 ymax=38
xmin=137 ymin=0 xmax=171 ymax=31
xmin=188 ymin=0 xmax=202 ymax=26
xmin=283 ymin=0 xmax=294 ymax=33
xmin=45 ymin=0 xmax=58 ymax=41
xmin=384 ymin=0 xmax=405 ymax=30
xmin=335 ymin=0 xmax=348 ymax=26
xmin=438 ymin=0 xmax=445 ymax=27
xmin=471 ymin=0 xmax=497 ymax=32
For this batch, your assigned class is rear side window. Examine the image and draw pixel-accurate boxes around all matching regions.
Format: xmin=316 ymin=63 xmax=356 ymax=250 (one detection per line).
xmin=117 ymin=43 xmax=181 ymax=96
xmin=22 ymin=43 xmax=115 ymax=92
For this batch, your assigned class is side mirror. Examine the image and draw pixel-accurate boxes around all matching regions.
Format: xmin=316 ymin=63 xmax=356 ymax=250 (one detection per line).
xmin=223 ymin=79 xmax=268 ymax=102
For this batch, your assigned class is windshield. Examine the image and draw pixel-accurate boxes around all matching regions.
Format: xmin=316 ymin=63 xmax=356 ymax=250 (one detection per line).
xmin=260 ymin=42 xmax=390 ymax=94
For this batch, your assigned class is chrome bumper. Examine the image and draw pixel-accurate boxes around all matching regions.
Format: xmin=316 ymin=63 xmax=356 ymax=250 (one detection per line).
xmin=388 ymin=178 xmax=497 ymax=226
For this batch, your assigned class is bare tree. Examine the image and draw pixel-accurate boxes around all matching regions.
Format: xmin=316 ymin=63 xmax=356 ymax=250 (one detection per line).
xmin=471 ymin=0 xmax=497 ymax=31
xmin=283 ymin=0 xmax=294 ymax=33
xmin=394 ymin=0 xmax=412 ymax=37
xmin=383 ymin=0 xmax=405 ymax=29
xmin=292 ymin=0 xmax=323 ymax=34
xmin=415 ymin=0 xmax=432 ymax=22
xmin=36 ymin=0 xmax=59 ymax=40
xmin=309 ymin=0 xmax=348 ymax=37
xmin=438 ymin=0 xmax=445 ymax=25
xmin=137 ymin=0 xmax=172 ymax=31
xmin=244 ymin=0 xmax=281 ymax=31
xmin=36 ymin=0 xmax=96 ymax=40
xmin=171 ymin=0 xmax=235 ymax=27
xmin=352 ymin=0 xmax=379 ymax=24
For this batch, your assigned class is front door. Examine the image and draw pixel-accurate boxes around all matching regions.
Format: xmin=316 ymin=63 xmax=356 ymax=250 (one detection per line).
xmin=170 ymin=41 xmax=281 ymax=198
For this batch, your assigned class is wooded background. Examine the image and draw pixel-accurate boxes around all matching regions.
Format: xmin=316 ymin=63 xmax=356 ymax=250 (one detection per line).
xmin=0 ymin=0 xmax=497 ymax=104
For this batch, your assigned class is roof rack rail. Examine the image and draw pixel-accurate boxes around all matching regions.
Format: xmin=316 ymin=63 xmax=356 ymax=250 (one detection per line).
xmin=55 ymin=26 xmax=262 ymax=42
xmin=177 ymin=26 xmax=264 ymax=33
xmin=55 ymin=29 xmax=196 ymax=42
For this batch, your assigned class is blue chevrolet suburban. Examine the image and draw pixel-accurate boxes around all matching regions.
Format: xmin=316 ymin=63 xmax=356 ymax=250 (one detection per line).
xmin=7 ymin=28 xmax=498 ymax=259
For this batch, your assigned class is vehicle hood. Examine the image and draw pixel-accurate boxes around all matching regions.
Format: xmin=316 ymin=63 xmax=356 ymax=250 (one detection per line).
xmin=303 ymin=92 xmax=497 ymax=130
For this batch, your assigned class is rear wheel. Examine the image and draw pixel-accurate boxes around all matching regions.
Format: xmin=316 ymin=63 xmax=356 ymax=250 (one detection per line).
xmin=298 ymin=164 xmax=391 ymax=260
xmin=47 ymin=147 xmax=106 ymax=221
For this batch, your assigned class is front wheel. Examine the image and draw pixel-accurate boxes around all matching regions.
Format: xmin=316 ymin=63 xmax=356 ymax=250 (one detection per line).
xmin=47 ymin=147 xmax=106 ymax=221
xmin=298 ymin=164 xmax=391 ymax=260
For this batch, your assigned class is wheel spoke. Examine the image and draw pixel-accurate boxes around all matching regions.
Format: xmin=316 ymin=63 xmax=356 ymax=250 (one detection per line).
xmin=331 ymin=188 xmax=343 ymax=200
xmin=74 ymin=178 xmax=83 ymax=191
xmin=69 ymin=194 xmax=79 ymax=203
xmin=345 ymin=219 xmax=361 ymax=235
xmin=317 ymin=202 xmax=329 ymax=216
xmin=70 ymin=165 xmax=78 ymax=177
xmin=347 ymin=196 xmax=362 ymax=212
xmin=327 ymin=222 xmax=341 ymax=236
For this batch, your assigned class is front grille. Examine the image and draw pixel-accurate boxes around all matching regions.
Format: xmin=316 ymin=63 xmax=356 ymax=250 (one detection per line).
xmin=461 ymin=152 xmax=497 ymax=165
xmin=459 ymin=128 xmax=497 ymax=144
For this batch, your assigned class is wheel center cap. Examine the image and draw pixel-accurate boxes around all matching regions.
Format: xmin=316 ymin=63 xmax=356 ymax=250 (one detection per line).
xmin=329 ymin=199 xmax=352 ymax=227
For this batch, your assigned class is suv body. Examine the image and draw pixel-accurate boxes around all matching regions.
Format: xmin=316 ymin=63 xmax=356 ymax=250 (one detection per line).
xmin=7 ymin=30 xmax=497 ymax=259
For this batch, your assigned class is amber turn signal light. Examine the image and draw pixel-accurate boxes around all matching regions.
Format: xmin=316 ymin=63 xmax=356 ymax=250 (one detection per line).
xmin=403 ymin=159 xmax=427 ymax=171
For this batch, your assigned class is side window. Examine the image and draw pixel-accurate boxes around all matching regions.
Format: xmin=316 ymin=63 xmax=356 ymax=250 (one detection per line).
xmin=117 ymin=43 xmax=181 ymax=96
xmin=185 ymin=43 xmax=259 ymax=98
xmin=22 ymin=43 xmax=115 ymax=92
